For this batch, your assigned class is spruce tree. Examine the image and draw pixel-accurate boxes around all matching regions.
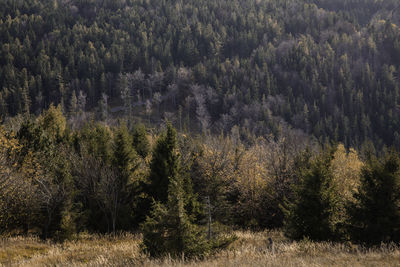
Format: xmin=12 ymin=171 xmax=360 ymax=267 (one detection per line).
xmin=347 ymin=151 xmax=400 ymax=245
xmin=113 ymin=124 xmax=139 ymax=186
xmin=142 ymin=123 xmax=210 ymax=258
xmin=282 ymin=151 xmax=338 ymax=241
xmin=53 ymin=156 xmax=77 ymax=241
xmin=111 ymin=124 xmax=140 ymax=231
xmin=142 ymin=155 xmax=210 ymax=259
xmin=132 ymin=124 xmax=150 ymax=158
xmin=146 ymin=122 xmax=178 ymax=204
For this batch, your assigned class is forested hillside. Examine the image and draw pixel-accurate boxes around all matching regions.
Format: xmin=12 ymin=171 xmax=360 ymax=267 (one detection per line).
xmin=1 ymin=0 xmax=400 ymax=149
xmin=2 ymin=1 xmax=400 ymax=262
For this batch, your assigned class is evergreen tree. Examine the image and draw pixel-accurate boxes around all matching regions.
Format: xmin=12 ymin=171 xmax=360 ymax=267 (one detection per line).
xmin=146 ymin=122 xmax=178 ymax=204
xmin=113 ymin=124 xmax=138 ymax=184
xmin=282 ymin=150 xmax=338 ymax=241
xmin=141 ymin=155 xmax=210 ymax=259
xmin=347 ymin=151 xmax=400 ymax=245
xmin=132 ymin=123 xmax=150 ymax=158
xmin=111 ymin=124 xmax=140 ymax=231
xmin=52 ymin=154 xmax=78 ymax=241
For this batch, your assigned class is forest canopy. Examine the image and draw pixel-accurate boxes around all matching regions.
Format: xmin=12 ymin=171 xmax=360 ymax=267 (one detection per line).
xmin=1 ymin=0 xmax=400 ymax=150
xmin=2 ymin=1 xmax=400 ymax=257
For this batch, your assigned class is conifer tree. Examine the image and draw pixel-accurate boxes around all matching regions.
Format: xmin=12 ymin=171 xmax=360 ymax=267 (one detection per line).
xmin=52 ymin=153 xmax=77 ymax=241
xmin=111 ymin=124 xmax=140 ymax=231
xmin=282 ymin=150 xmax=338 ymax=241
xmin=347 ymin=151 xmax=400 ymax=245
xmin=147 ymin=122 xmax=178 ymax=204
xmin=132 ymin=124 xmax=150 ymax=158
xmin=142 ymin=151 xmax=210 ymax=259
xmin=113 ymin=124 xmax=139 ymax=184
xmin=141 ymin=123 xmax=209 ymax=258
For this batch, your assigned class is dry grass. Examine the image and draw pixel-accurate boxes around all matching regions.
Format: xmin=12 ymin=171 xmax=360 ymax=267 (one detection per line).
xmin=0 ymin=231 xmax=399 ymax=267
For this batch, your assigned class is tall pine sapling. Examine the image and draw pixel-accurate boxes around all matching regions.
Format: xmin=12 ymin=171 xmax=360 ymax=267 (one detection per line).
xmin=111 ymin=124 xmax=140 ymax=231
xmin=146 ymin=122 xmax=179 ymax=204
xmin=141 ymin=123 xmax=210 ymax=258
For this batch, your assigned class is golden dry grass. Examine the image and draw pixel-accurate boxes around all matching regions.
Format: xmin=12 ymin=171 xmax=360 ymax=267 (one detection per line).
xmin=0 ymin=231 xmax=399 ymax=267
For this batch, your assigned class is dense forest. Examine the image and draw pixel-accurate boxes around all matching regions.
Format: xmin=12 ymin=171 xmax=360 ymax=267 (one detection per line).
xmin=1 ymin=105 xmax=400 ymax=254
xmin=1 ymin=0 xmax=400 ymax=259
xmin=1 ymin=0 xmax=400 ymax=149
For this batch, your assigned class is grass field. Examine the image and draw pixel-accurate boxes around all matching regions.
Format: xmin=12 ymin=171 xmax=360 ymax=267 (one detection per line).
xmin=1 ymin=231 xmax=399 ymax=266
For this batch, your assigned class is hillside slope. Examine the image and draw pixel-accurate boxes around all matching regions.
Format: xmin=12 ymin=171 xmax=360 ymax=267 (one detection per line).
xmin=1 ymin=0 xmax=400 ymax=149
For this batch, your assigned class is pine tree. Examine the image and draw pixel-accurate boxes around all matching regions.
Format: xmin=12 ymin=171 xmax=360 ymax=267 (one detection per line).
xmin=146 ymin=122 xmax=178 ymax=204
xmin=53 ymin=156 xmax=77 ymax=242
xmin=347 ymin=151 xmax=400 ymax=245
xmin=113 ymin=124 xmax=139 ymax=185
xmin=111 ymin=124 xmax=140 ymax=231
xmin=141 ymin=156 xmax=210 ymax=259
xmin=282 ymin=150 xmax=338 ymax=241
xmin=132 ymin=124 xmax=150 ymax=158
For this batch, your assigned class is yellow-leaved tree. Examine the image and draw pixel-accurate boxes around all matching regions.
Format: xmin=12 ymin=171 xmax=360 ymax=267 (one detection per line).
xmin=330 ymin=144 xmax=363 ymax=235
xmin=37 ymin=103 xmax=66 ymax=141
xmin=0 ymin=126 xmax=43 ymax=234
xmin=233 ymin=138 xmax=269 ymax=228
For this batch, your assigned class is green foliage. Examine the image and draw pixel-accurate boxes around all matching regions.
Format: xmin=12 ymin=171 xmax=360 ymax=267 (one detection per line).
xmin=111 ymin=124 xmax=141 ymax=230
xmin=347 ymin=151 xmax=400 ymax=245
xmin=282 ymin=150 xmax=338 ymax=241
xmin=146 ymin=123 xmax=179 ymax=204
xmin=113 ymin=124 xmax=139 ymax=184
xmin=41 ymin=147 xmax=77 ymax=241
xmin=17 ymin=119 xmax=51 ymax=155
xmin=142 ymin=174 xmax=210 ymax=259
xmin=74 ymin=122 xmax=113 ymax=163
xmin=142 ymin=123 xmax=210 ymax=258
xmin=131 ymin=124 xmax=150 ymax=158
xmin=1 ymin=0 xmax=400 ymax=150
xmin=37 ymin=104 xmax=66 ymax=142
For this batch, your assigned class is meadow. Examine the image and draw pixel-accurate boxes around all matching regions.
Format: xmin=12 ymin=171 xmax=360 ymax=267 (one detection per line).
xmin=1 ymin=231 xmax=399 ymax=267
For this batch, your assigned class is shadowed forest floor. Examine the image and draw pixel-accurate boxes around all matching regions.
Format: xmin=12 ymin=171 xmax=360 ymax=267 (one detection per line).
xmin=1 ymin=231 xmax=399 ymax=266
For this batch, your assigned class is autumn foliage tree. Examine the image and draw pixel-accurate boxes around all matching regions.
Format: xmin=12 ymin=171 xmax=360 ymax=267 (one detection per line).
xmin=330 ymin=144 xmax=363 ymax=236
xmin=0 ymin=127 xmax=41 ymax=234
